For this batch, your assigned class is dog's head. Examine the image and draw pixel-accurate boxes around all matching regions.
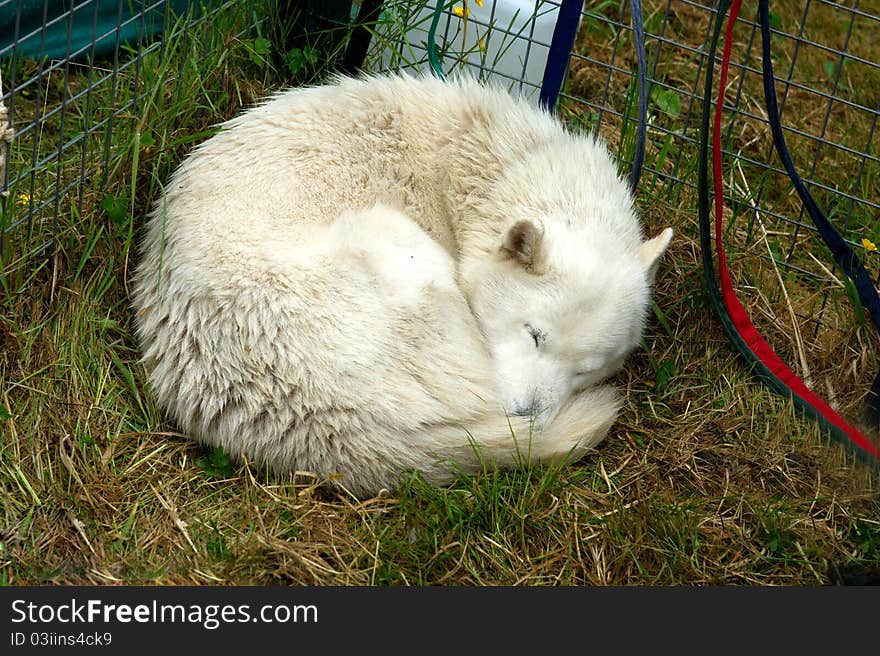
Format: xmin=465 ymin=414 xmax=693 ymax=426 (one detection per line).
xmin=466 ymin=217 xmax=673 ymax=423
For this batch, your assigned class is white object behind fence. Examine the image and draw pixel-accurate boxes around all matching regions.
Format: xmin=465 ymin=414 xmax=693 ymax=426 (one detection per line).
xmin=378 ymin=1 xmax=572 ymax=104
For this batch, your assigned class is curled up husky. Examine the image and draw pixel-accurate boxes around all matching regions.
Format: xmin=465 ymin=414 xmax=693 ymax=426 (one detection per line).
xmin=132 ymin=74 xmax=672 ymax=497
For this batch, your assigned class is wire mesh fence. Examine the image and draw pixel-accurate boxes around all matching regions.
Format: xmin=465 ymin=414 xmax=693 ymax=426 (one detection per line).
xmin=0 ymin=0 xmax=265 ymax=277
xmin=3 ymin=1 xmax=877 ymax=273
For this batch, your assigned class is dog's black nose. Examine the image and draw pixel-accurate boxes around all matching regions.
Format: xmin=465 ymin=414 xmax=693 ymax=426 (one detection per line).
xmin=511 ymin=401 xmax=540 ymax=417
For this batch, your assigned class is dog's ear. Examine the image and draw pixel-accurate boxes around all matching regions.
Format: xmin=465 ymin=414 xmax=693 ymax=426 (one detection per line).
xmin=639 ymin=227 xmax=674 ymax=285
xmin=501 ymin=220 xmax=548 ymax=274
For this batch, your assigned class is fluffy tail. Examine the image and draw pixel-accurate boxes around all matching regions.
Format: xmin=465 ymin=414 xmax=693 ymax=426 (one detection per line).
xmin=415 ymin=385 xmax=621 ymax=488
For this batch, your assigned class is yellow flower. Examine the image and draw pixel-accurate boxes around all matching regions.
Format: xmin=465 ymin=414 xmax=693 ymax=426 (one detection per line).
xmin=16 ymin=191 xmax=30 ymax=205
xmin=863 ymin=238 xmax=878 ymax=253
xmin=452 ymin=5 xmax=470 ymax=18
xmin=475 ymin=0 xmax=484 ymax=6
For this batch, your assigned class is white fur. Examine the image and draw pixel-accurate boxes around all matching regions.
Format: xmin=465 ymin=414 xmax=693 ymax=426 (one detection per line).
xmin=132 ymin=73 xmax=670 ymax=497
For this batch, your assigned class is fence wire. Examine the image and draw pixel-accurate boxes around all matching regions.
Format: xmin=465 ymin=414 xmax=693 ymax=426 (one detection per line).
xmin=2 ymin=1 xmax=878 ymax=299
xmin=0 ymin=0 xmax=263 ymax=277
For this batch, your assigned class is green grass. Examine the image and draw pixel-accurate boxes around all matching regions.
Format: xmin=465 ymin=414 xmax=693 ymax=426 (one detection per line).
xmin=1 ymin=0 xmax=879 ymax=586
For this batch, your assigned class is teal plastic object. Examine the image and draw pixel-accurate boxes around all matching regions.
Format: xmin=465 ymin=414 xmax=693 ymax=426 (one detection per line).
xmin=0 ymin=0 xmax=195 ymax=62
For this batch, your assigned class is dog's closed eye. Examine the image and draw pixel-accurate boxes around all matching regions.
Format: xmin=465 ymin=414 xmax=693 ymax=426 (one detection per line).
xmin=525 ymin=323 xmax=546 ymax=348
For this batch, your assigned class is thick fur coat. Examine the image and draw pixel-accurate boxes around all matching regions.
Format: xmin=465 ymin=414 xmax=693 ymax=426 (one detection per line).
xmin=132 ymin=74 xmax=670 ymax=497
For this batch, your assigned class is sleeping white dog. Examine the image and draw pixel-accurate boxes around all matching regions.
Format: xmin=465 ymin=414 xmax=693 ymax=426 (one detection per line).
xmin=132 ymin=74 xmax=672 ymax=497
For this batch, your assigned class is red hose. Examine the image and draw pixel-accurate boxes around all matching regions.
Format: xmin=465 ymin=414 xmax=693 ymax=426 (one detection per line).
xmin=711 ymin=0 xmax=880 ymax=458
